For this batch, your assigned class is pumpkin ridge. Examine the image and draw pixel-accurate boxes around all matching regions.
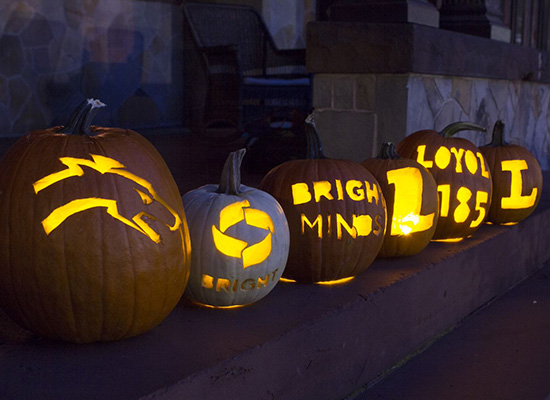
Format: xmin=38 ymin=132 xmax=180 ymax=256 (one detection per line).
xmin=6 ymin=134 xmax=43 ymax=333
xmin=96 ymin=139 xmax=139 ymax=341
xmin=31 ymin=134 xmax=78 ymax=339
xmin=310 ymin=160 xmax=324 ymax=282
xmin=92 ymin=139 xmax=116 ymax=341
xmin=46 ymin=134 xmax=81 ymax=339
xmin=346 ymin=160 xmax=368 ymax=278
xmin=39 ymin=135 xmax=78 ymax=335
xmin=190 ymin=193 xmax=218 ymax=304
xmin=332 ymin=159 xmax=360 ymax=279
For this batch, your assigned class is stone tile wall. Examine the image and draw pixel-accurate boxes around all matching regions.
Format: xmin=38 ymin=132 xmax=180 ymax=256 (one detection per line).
xmin=313 ymin=73 xmax=550 ymax=170
xmin=0 ymin=0 xmax=183 ymax=137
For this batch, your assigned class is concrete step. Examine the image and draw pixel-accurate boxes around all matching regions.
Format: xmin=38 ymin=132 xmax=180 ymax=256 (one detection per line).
xmin=0 ymin=172 xmax=548 ymax=400
xmin=351 ymin=257 xmax=550 ymax=400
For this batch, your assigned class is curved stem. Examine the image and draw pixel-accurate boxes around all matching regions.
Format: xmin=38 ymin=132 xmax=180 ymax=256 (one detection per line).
xmin=488 ymin=120 xmax=507 ymax=146
xmin=440 ymin=121 xmax=486 ymax=138
xmin=58 ymin=99 xmax=106 ymax=135
xmin=304 ymin=113 xmax=327 ymax=159
xmin=217 ymin=148 xmax=246 ymax=195
xmin=377 ymin=142 xmax=400 ymax=159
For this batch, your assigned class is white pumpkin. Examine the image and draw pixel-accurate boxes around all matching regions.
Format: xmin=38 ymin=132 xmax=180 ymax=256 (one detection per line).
xmin=181 ymin=149 xmax=289 ymax=307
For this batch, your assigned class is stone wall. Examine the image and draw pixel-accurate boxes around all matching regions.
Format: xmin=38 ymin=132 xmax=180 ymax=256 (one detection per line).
xmin=0 ymin=0 xmax=183 ymax=137
xmin=307 ymin=22 xmax=550 ymax=171
xmin=313 ymin=73 xmax=550 ymax=170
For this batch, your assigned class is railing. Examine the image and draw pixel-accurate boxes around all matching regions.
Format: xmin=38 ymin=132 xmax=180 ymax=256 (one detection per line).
xmin=506 ymin=0 xmax=550 ymax=50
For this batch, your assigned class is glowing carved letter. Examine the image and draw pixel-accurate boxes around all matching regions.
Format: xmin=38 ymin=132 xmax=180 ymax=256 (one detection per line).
xmin=454 ymin=187 xmax=472 ymax=223
xmin=365 ymin=181 xmax=379 ymax=205
xmin=353 ymin=214 xmax=373 ymax=237
xmin=416 ymin=145 xmax=433 ymax=169
xmin=313 ymin=181 xmax=334 ymax=202
xmin=501 ymin=160 xmax=538 ymax=209
xmin=346 ymin=180 xmax=365 ymax=201
xmin=465 ymin=150 xmax=478 ymax=175
xmin=336 ymin=213 xmax=356 ymax=239
xmin=477 ymin=152 xmax=490 ymax=178
xmin=291 ymin=183 xmax=312 ymax=205
xmin=434 ymin=146 xmax=451 ymax=170
xmin=387 ymin=167 xmax=435 ymax=235
xmin=470 ymin=191 xmax=489 ymax=228
xmin=450 ymin=148 xmax=465 ymax=173
xmin=301 ymin=213 xmax=322 ymax=238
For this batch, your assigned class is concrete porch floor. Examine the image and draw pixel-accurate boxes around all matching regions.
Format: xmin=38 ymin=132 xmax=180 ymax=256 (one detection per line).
xmin=0 ymin=128 xmax=548 ymax=399
xmin=351 ymin=258 xmax=550 ymax=400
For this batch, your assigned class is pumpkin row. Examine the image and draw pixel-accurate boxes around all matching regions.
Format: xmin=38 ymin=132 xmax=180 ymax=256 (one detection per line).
xmin=0 ymin=100 xmax=541 ymax=343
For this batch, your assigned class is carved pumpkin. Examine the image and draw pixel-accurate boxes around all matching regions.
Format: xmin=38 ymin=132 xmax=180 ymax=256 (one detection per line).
xmin=480 ymin=120 xmax=543 ymax=225
xmin=396 ymin=122 xmax=492 ymax=241
xmin=0 ymin=99 xmax=191 ymax=343
xmin=361 ymin=142 xmax=438 ymax=257
xmin=181 ymin=149 xmax=289 ymax=308
xmin=259 ymin=114 xmax=386 ymax=283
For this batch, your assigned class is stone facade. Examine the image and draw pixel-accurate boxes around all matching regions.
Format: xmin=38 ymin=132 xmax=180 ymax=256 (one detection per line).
xmin=0 ymin=0 xmax=183 ymax=137
xmin=313 ymin=73 xmax=550 ymax=170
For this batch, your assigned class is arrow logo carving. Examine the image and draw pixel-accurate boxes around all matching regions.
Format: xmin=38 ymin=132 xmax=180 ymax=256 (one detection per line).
xmin=212 ymin=200 xmax=274 ymax=269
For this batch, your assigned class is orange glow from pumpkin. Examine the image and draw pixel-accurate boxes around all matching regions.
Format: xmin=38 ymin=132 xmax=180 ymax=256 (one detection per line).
xmin=432 ymin=237 xmax=464 ymax=243
xmin=500 ymin=160 xmax=538 ymax=209
xmin=316 ymin=276 xmax=355 ymax=285
xmin=33 ymin=154 xmax=182 ymax=243
xmin=212 ymin=200 xmax=274 ymax=269
xmin=387 ymin=167 xmax=435 ymax=236
xmin=278 ymin=276 xmax=355 ymax=285
xmin=194 ymin=302 xmax=247 ymax=309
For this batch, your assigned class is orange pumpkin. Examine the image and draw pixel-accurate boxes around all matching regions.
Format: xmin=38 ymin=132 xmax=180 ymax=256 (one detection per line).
xmin=397 ymin=122 xmax=492 ymax=241
xmin=0 ymin=99 xmax=191 ymax=342
xmin=480 ymin=120 xmax=543 ymax=225
xmin=259 ymin=114 xmax=386 ymax=283
xmin=362 ymin=142 xmax=438 ymax=257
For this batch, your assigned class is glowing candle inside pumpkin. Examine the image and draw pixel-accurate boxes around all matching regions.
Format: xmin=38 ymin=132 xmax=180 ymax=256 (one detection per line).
xmin=386 ymin=167 xmax=434 ymax=236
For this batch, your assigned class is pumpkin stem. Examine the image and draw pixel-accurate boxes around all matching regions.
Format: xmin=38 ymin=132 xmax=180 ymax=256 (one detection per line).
xmin=58 ymin=99 xmax=106 ymax=135
xmin=440 ymin=121 xmax=486 ymax=138
xmin=377 ymin=142 xmax=400 ymax=159
xmin=304 ymin=113 xmax=327 ymax=159
xmin=488 ymin=120 xmax=508 ymax=146
xmin=217 ymin=148 xmax=246 ymax=195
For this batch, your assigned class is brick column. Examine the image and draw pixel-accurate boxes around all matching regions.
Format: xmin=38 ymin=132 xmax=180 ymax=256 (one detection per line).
xmin=439 ymin=0 xmax=511 ymax=42
xmin=328 ymin=0 xmax=439 ymax=27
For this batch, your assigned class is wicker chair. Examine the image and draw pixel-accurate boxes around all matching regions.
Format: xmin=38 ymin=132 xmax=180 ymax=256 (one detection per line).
xmin=183 ymin=2 xmax=312 ymax=141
